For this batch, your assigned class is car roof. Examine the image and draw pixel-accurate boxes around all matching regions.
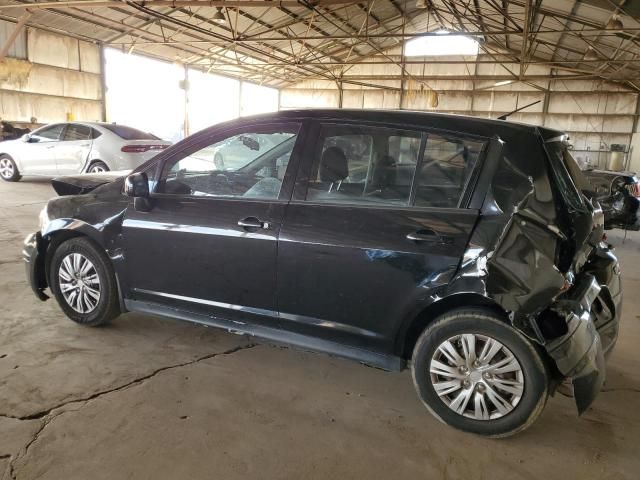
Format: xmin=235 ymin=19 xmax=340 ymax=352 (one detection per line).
xmin=222 ymin=108 xmax=564 ymax=141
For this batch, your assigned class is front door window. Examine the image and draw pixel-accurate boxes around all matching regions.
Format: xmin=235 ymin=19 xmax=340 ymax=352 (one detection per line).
xmin=157 ymin=125 xmax=300 ymax=200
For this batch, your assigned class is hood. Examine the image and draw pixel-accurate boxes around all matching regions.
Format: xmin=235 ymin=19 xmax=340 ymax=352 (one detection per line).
xmin=51 ymin=171 xmax=128 ymax=196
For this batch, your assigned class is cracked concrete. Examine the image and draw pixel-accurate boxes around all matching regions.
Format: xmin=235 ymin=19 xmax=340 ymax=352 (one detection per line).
xmin=1 ymin=178 xmax=640 ymax=479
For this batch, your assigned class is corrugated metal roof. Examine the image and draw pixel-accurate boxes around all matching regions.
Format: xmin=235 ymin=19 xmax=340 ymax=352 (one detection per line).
xmin=0 ymin=0 xmax=638 ymax=90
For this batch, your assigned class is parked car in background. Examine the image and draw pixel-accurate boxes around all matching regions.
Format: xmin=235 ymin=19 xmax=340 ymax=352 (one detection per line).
xmin=582 ymin=169 xmax=640 ymax=231
xmin=0 ymin=122 xmax=171 ymax=182
xmin=24 ymin=110 xmax=622 ymax=437
xmin=210 ymin=132 xmax=290 ymax=170
xmin=1 ymin=121 xmax=31 ymax=141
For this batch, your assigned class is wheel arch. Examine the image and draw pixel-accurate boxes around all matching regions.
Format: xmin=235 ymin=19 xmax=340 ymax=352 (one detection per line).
xmin=42 ymin=223 xmax=126 ymax=312
xmin=395 ymin=293 xmax=508 ymax=360
xmin=85 ymin=158 xmax=109 ymax=172
xmin=42 ymin=221 xmax=106 ymax=281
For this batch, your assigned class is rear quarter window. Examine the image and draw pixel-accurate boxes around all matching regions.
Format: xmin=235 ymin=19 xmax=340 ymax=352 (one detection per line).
xmin=414 ymin=134 xmax=486 ymax=208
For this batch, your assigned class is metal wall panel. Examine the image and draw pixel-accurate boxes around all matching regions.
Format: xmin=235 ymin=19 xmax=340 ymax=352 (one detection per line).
xmin=0 ymin=19 xmax=27 ymax=59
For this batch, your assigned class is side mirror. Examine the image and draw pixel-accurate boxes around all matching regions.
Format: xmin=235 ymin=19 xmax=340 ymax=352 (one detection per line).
xmin=21 ymin=133 xmax=32 ymax=143
xmin=125 ymin=172 xmax=149 ymax=198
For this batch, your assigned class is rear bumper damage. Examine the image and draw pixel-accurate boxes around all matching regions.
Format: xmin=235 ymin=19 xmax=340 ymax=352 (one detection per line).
xmin=542 ymin=246 xmax=622 ymax=413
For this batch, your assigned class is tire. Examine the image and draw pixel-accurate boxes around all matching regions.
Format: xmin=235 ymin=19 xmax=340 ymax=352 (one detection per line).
xmin=411 ymin=308 xmax=548 ymax=438
xmin=87 ymin=161 xmax=109 ymax=173
xmin=0 ymin=155 xmax=21 ymax=181
xmin=214 ymin=153 xmax=225 ymax=170
xmin=49 ymin=237 xmax=120 ymax=326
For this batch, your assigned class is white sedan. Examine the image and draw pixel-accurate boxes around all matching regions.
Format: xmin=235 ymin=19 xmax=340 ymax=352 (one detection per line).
xmin=0 ymin=122 xmax=171 ymax=182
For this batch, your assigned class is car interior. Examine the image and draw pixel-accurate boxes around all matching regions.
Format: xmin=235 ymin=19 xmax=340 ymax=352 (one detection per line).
xmin=306 ymin=129 xmax=485 ymax=208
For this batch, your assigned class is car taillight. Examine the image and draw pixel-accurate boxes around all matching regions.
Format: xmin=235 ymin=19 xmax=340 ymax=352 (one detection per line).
xmin=629 ymin=183 xmax=640 ymax=198
xmin=121 ymin=144 xmax=168 ymax=153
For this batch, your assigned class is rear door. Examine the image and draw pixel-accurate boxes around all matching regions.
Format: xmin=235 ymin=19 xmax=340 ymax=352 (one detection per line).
xmin=276 ymin=122 xmax=487 ymax=353
xmin=56 ymin=124 xmax=93 ymax=174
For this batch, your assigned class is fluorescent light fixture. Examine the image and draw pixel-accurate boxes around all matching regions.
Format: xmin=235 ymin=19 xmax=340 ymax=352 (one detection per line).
xmin=405 ymin=30 xmax=479 ymax=57
xmin=606 ymin=15 xmax=623 ymax=31
xmin=493 ymin=80 xmax=513 ymax=87
xmin=213 ymin=7 xmax=227 ymax=25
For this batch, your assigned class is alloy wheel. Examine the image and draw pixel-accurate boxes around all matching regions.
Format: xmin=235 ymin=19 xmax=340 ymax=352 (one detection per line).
xmin=429 ymin=333 xmax=524 ymax=420
xmin=0 ymin=158 xmax=14 ymax=179
xmin=58 ymin=253 xmax=101 ymax=313
xmin=89 ymin=164 xmax=106 ymax=173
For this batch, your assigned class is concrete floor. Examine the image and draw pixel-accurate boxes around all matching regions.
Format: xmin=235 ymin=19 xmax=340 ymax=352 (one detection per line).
xmin=1 ymin=178 xmax=639 ymax=480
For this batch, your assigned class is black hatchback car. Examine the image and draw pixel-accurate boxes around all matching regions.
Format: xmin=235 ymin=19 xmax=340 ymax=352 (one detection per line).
xmin=24 ymin=110 xmax=622 ymax=437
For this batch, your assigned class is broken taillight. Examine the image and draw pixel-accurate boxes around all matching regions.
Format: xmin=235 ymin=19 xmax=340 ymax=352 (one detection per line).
xmin=625 ymin=182 xmax=640 ymax=197
xmin=121 ymin=144 xmax=169 ymax=153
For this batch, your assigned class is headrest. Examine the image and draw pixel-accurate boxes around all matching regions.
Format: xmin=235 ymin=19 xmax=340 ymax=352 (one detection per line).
xmin=320 ymin=146 xmax=348 ymax=182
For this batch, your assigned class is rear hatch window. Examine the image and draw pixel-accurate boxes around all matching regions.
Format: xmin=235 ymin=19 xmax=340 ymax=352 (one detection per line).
xmin=102 ymin=124 xmax=160 ymax=140
xmin=545 ymin=141 xmax=589 ymax=213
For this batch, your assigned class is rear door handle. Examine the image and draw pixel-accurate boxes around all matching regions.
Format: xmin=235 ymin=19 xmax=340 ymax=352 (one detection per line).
xmin=238 ymin=217 xmax=270 ymax=230
xmin=406 ymin=229 xmax=453 ymax=244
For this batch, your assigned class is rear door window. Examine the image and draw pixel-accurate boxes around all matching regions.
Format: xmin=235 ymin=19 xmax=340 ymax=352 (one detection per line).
xmin=305 ymin=124 xmax=422 ymax=206
xmin=62 ymin=124 xmax=92 ymax=141
xmin=303 ymin=123 xmax=485 ymax=209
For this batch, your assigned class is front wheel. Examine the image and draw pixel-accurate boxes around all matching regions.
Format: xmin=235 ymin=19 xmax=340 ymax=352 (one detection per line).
xmin=0 ymin=155 xmax=21 ymax=181
xmin=49 ymin=237 xmax=120 ymax=326
xmin=411 ymin=308 xmax=548 ymax=437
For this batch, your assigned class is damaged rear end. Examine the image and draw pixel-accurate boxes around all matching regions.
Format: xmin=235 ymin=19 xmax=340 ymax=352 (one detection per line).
xmin=480 ymin=130 xmax=622 ymax=414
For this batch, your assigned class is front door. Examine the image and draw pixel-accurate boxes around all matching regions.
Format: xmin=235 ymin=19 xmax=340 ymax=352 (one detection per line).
xmin=56 ymin=124 xmax=93 ymax=174
xmin=277 ymin=122 xmax=489 ymax=353
xmin=121 ymin=121 xmax=304 ymax=325
xmin=19 ymin=124 xmax=66 ymax=175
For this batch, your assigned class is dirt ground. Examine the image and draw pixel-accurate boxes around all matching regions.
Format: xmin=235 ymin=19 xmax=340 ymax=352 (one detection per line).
xmin=1 ymin=178 xmax=639 ymax=480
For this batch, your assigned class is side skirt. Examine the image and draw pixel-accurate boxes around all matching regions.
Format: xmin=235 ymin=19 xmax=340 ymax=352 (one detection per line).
xmin=125 ymin=299 xmax=405 ymax=372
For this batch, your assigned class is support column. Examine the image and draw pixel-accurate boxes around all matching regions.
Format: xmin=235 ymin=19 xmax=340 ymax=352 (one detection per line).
xmin=183 ymin=65 xmax=189 ymax=137
xmin=99 ymin=44 xmax=108 ymax=122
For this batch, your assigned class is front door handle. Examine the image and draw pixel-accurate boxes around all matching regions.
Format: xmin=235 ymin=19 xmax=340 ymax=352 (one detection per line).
xmin=238 ymin=217 xmax=269 ymax=230
xmin=406 ymin=229 xmax=453 ymax=244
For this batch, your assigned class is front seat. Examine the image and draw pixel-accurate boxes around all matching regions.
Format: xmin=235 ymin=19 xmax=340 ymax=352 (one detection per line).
xmin=319 ymin=146 xmax=348 ymax=192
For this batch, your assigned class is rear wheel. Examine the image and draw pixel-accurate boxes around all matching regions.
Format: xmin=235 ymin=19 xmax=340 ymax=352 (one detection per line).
xmin=49 ymin=237 xmax=120 ymax=326
xmin=0 ymin=155 xmax=21 ymax=181
xmin=87 ymin=161 xmax=109 ymax=173
xmin=411 ymin=308 xmax=548 ymax=437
